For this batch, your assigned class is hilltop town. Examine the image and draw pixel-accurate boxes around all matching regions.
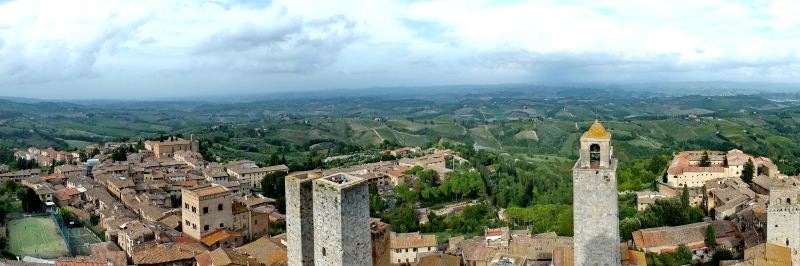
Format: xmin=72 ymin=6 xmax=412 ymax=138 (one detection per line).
xmin=0 ymin=117 xmax=796 ymax=266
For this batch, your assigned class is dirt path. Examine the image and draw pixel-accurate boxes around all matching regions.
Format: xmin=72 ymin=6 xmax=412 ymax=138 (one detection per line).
xmin=372 ymin=128 xmax=385 ymax=142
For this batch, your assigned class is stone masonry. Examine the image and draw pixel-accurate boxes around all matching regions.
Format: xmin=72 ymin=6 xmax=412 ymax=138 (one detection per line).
xmin=312 ymin=173 xmax=372 ymax=266
xmin=286 ymin=170 xmax=324 ymax=266
xmin=766 ymin=176 xmax=800 ymax=266
xmin=573 ymin=121 xmax=620 ymax=265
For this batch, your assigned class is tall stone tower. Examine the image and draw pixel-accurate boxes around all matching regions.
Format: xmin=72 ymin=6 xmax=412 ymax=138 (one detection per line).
xmin=312 ymin=173 xmax=372 ymax=266
xmin=286 ymin=170 xmax=324 ymax=266
xmin=766 ymin=177 xmax=800 ymax=265
xmin=573 ymin=121 xmax=620 ymax=265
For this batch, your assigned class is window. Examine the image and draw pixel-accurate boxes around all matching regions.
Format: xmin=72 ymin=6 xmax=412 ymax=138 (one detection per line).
xmin=204 ymin=225 xmax=209 ymax=231
xmin=192 ymin=224 xmax=196 ymax=229
xmin=203 ymin=207 xmax=208 ymax=214
xmin=589 ymin=143 xmax=601 ymax=167
xmin=220 ymin=223 xmax=224 ymax=228
xmin=185 ymin=220 xmax=190 ymax=226
xmin=254 ymin=220 xmax=258 ymax=225
xmin=413 ymin=248 xmax=417 ymax=252
xmin=184 ymin=203 xmax=189 ymax=209
xmin=322 ymin=248 xmax=326 ymax=256
xmin=218 ymin=204 xmax=223 ymax=211
xmin=192 ymin=206 xmax=196 ymax=213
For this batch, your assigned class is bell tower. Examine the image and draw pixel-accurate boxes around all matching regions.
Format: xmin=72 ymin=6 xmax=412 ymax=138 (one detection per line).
xmin=573 ymin=120 xmax=619 ymax=265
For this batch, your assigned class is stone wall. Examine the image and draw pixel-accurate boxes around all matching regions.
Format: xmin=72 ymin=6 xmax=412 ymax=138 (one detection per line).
xmin=767 ymin=181 xmax=800 ymax=266
xmin=312 ymin=179 xmax=372 ymax=266
xmin=286 ymin=177 xmax=317 ymax=266
xmin=573 ymin=159 xmax=620 ymax=265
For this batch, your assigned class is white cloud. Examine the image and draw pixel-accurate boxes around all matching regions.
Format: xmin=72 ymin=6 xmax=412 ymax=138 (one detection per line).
xmin=0 ymin=0 xmax=798 ymax=99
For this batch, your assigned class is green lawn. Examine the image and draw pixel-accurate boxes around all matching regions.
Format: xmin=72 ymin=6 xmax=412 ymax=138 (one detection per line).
xmin=8 ymin=216 xmax=70 ymax=258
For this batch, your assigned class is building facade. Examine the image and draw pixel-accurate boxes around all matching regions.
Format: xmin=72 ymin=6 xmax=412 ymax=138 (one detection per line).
xmin=572 ymin=121 xmax=620 ymax=265
xmin=665 ymin=149 xmax=780 ymax=188
xmin=181 ymin=183 xmax=233 ymax=240
xmin=389 ymin=232 xmax=438 ymax=264
xmin=312 ymin=173 xmax=372 ymax=266
xmin=144 ymin=135 xmax=200 ymax=159
xmin=766 ymin=176 xmax=800 ymax=266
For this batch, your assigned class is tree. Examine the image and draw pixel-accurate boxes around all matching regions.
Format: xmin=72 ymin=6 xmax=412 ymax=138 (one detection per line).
xmin=260 ymin=171 xmax=288 ymax=213
xmin=19 ymin=187 xmax=44 ymax=213
xmin=78 ymin=150 xmax=88 ymax=162
xmin=680 ymin=184 xmax=690 ymax=209
xmin=90 ymin=148 xmax=100 ymax=157
xmin=711 ymin=246 xmax=733 ymax=264
xmin=742 ymin=158 xmax=755 ymax=184
xmin=383 ymin=206 xmax=419 ymax=233
xmin=59 ymin=207 xmax=72 ymax=222
xmin=89 ymin=214 xmax=100 ymax=226
xmin=369 ymin=182 xmax=387 ymax=216
xmin=706 ymin=224 xmax=716 ymax=248
xmin=699 ymin=151 xmax=711 ymax=167
xmin=111 ymin=146 xmax=128 ymax=161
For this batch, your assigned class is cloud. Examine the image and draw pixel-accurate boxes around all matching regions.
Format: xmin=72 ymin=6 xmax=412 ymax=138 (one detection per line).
xmin=0 ymin=0 xmax=798 ymax=99
xmin=195 ymin=14 xmax=359 ymax=73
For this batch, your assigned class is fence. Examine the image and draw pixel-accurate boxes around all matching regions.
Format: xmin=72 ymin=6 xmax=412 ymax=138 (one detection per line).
xmin=50 ymin=209 xmax=73 ymax=256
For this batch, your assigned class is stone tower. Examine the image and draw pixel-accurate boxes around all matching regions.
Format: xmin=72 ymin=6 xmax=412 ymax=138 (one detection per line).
xmin=286 ymin=170 xmax=324 ymax=266
xmin=312 ymin=173 xmax=372 ymax=266
xmin=766 ymin=177 xmax=800 ymax=265
xmin=573 ymin=121 xmax=620 ymax=265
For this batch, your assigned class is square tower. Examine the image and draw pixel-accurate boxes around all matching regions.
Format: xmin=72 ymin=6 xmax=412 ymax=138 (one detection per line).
xmin=766 ymin=177 xmax=800 ymax=265
xmin=572 ymin=121 xmax=620 ymax=265
xmin=181 ymin=183 xmax=233 ymax=240
xmin=312 ymin=173 xmax=372 ymax=266
xmin=285 ymin=170 xmax=324 ymax=266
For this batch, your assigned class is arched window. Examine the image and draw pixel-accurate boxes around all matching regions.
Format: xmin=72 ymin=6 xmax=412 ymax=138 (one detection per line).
xmin=788 ymin=198 xmax=792 ymax=205
xmin=590 ymin=144 xmax=601 ymax=167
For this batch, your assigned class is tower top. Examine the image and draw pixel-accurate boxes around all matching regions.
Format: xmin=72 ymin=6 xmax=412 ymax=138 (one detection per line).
xmin=582 ymin=120 xmax=611 ymax=139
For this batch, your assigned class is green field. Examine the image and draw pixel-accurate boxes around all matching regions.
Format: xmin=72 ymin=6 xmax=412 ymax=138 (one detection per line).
xmin=8 ymin=216 xmax=70 ymax=258
xmin=69 ymin=227 xmax=102 ymax=256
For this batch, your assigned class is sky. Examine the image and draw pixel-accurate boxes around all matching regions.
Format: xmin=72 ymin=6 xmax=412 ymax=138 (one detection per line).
xmin=0 ymin=0 xmax=799 ymax=99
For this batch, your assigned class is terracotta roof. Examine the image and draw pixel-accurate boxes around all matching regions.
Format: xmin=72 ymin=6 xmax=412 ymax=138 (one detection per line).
xmin=390 ymin=232 xmax=437 ymax=249
xmin=207 ymin=248 xmax=261 ymax=266
xmin=158 ymin=214 xmax=182 ymax=229
xmin=89 ymin=242 xmax=127 ymax=266
xmin=632 ymin=220 xmax=740 ymax=253
xmin=42 ymin=173 xmax=66 ymax=181
xmin=55 ymin=257 xmax=106 ymax=266
xmin=667 ymin=151 xmax=726 ymax=175
xmin=195 ymin=250 xmax=212 ymax=266
xmin=486 ymin=229 xmax=503 ymax=237
xmin=417 ymin=252 xmax=461 ymax=266
xmin=54 ymin=188 xmax=81 ymax=201
xmin=201 ymin=230 xmax=241 ymax=246
xmin=235 ymin=236 xmax=287 ymax=266
xmin=582 ymin=120 xmax=610 ymax=139
xmin=229 ymin=164 xmax=289 ymax=175
xmin=187 ymin=183 xmax=230 ymax=197
xmin=131 ymin=241 xmax=207 ymax=265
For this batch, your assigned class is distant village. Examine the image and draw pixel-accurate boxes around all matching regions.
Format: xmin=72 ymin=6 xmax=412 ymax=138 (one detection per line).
xmin=0 ymin=127 xmax=796 ymax=266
